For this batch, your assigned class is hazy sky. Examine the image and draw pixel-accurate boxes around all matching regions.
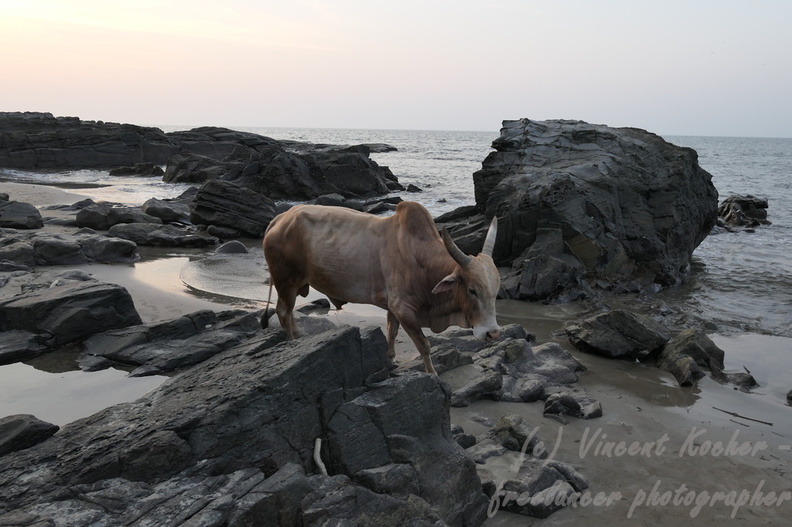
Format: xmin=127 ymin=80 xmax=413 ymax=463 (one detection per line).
xmin=2 ymin=0 xmax=791 ymax=137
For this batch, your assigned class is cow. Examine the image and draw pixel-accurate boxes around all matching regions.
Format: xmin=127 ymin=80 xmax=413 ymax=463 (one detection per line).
xmin=262 ymin=201 xmax=500 ymax=375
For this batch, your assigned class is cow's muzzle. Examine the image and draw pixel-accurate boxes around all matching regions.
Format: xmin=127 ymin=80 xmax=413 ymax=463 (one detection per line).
xmin=485 ymin=329 xmax=500 ymax=341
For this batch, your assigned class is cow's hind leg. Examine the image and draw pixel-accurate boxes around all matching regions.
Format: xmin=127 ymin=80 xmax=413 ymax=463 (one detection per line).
xmin=385 ymin=310 xmax=400 ymax=361
xmin=275 ymin=284 xmax=301 ymax=339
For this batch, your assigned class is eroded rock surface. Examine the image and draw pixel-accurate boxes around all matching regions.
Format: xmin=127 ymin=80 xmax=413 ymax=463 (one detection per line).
xmin=442 ymin=119 xmax=718 ymax=301
xmin=0 ymin=326 xmax=489 ymax=526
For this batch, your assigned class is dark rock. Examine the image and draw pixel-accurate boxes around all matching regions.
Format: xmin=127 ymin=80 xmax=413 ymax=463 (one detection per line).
xmin=406 ymin=183 xmax=423 ymax=192
xmin=0 ymin=415 xmax=59 ymax=456
xmin=165 ymin=128 xmax=398 ymax=200
xmin=0 ymin=112 xmax=174 ymax=169
xmin=0 ymin=326 xmax=487 ymax=526
xmin=75 ymin=201 xmax=114 ymax=229
xmin=361 ymin=143 xmax=397 ymax=153
xmin=206 ymin=224 xmax=242 ymax=239
xmin=0 ymin=330 xmax=48 ymax=365
xmin=566 ymin=309 xmax=670 ymax=360
xmin=353 ymin=463 xmax=421 ymax=499
xmin=164 ymin=151 xmax=245 ymax=184
xmin=108 ymin=222 xmax=218 ymax=247
xmin=0 ymin=240 xmax=35 ymax=267
xmin=468 ymin=119 xmax=718 ymax=301
xmin=449 ymin=366 xmax=504 ymax=407
xmin=73 ymin=233 xmax=138 ymax=263
xmin=0 ymin=192 xmax=8 ymax=201
xmin=314 ymin=193 xmax=346 ymax=207
xmin=434 ymin=205 xmax=481 ymax=224
xmin=109 ymin=163 xmax=165 ymax=177
xmin=0 ymin=114 xmax=397 ymax=202
xmin=718 ymin=194 xmax=771 ymax=228
xmin=490 ymin=414 xmax=544 ymax=456
xmin=0 ymin=232 xmax=138 ymax=266
xmin=543 ymin=392 xmax=603 ymax=420
xmin=190 ymin=179 xmax=277 ymax=238
xmin=449 ymin=334 xmax=587 ymax=407
xmin=465 ymin=439 xmax=508 ymax=464
xmin=301 ymin=474 xmax=444 ymax=526
xmin=657 ymin=329 xmax=724 ymax=386
xmin=81 ymin=310 xmax=266 ymax=374
xmin=0 ymin=280 xmax=142 ymax=348
xmin=787 ymin=390 xmax=792 ymax=405
xmin=451 ymin=425 xmax=477 ymax=449
xmin=325 ymin=372 xmax=488 ymax=525
xmin=32 ymin=236 xmax=88 ymax=265
xmin=0 ymin=201 xmax=43 ymax=229
xmin=361 ymin=196 xmax=403 ymax=215
xmin=141 ymin=197 xmax=192 ymax=224
xmin=0 ymin=259 xmax=31 ymax=272
xmin=266 ymin=310 xmax=339 ymax=337
xmin=75 ymin=202 xmax=163 ymax=230
xmin=478 ymin=453 xmax=589 ymax=519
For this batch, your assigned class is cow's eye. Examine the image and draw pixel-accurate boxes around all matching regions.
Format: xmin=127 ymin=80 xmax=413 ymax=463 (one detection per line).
xmin=468 ymin=288 xmax=478 ymax=297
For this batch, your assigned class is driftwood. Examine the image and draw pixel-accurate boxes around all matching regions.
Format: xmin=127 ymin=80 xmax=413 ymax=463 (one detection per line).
xmin=712 ymin=406 xmax=773 ymax=426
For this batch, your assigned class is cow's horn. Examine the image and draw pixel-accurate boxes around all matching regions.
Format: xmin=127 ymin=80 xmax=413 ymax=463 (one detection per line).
xmin=481 ymin=216 xmax=498 ymax=257
xmin=441 ymin=228 xmax=472 ymax=268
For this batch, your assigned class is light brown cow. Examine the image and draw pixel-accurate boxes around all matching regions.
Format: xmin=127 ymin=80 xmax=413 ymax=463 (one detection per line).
xmin=262 ymin=201 xmax=500 ymax=374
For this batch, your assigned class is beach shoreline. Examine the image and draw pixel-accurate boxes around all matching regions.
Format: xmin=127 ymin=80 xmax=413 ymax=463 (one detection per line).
xmin=2 ymin=181 xmax=791 ymax=524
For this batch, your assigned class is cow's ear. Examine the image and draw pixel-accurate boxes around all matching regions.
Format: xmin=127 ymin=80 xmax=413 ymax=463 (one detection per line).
xmin=432 ymin=274 xmax=458 ymax=294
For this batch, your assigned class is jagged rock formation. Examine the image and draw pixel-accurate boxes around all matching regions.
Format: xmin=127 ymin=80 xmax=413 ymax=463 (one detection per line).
xmin=440 ymin=119 xmax=718 ymax=301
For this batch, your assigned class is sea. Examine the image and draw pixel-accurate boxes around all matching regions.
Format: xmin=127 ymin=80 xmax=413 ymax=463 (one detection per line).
xmin=3 ymin=126 xmax=789 ymax=338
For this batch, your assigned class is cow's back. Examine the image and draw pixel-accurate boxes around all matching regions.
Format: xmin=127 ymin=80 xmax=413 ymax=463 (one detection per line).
xmin=263 ymin=205 xmax=391 ymax=307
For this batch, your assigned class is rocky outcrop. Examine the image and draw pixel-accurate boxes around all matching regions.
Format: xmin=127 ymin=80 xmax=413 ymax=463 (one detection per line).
xmin=80 ymin=309 xmax=268 ymax=375
xmin=658 ymin=329 xmax=757 ymax=388
xmin=190 ymin=179 xmax=278 ymax=238
xmin=0 ymin=326 xmax=489 ymax=526
xmin=393 ymin=324 xmax=599 ymax=420
xmin=717 ymin=195 xmax=770 ymax=228
xmin=444 ymin=119 xmax=718 ymax=301
xmin=0 ymin=113 xmax=400 ymax=202
xmin=0 ymin=112 xmax=174 ymax=169
xmin=166 ymin=131 xmax=401 ymax=200
xmin=75 ymin=201 xmax=163 ymax=230
xmin=108 ymin=162 xmax=165 ymax=177
xmin=565 ymin=309 xmax=671 ymax=361
xmin=0 ymin=278 xmax=141 ymax=351
xmin=107 ymin=223 xmax=218 ymax=247
xmin=0 ymin=230 xmax=138 ymax=266
xmin=141 ymin=196 xmax=192 ymax=224
xmin=566 ymin=311 xmax=758 ymax=389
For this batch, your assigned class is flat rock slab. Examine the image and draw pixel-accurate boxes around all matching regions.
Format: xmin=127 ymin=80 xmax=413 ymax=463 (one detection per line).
xmin=0 ymin=280 xmax=142 ymax=348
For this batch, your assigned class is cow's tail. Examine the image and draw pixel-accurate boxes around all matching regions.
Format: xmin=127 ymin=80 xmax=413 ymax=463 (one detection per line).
xmin=261 ymin=280 xmax=274 ymax=329
xmin=261 ymin=215 xmax=279 ymax=329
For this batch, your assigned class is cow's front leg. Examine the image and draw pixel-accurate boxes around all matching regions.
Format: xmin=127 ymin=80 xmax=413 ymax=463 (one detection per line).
xmin=399 ymin=318 xmax=437 ymax=376
xmin=385 ymin=310 xmax=400 ymax=361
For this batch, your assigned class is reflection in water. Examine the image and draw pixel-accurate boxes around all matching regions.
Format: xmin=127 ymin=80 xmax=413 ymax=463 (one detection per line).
xmin=0 ymin=362 xmax=165 ymax=426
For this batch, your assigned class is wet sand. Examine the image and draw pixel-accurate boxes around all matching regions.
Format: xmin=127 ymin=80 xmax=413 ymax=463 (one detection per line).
xmin=2 ymin=182 xmax=791 ymax=524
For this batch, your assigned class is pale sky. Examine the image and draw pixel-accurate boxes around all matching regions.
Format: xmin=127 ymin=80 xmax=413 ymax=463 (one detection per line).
xmin=2 ymin=0 xmax=791 ymax=137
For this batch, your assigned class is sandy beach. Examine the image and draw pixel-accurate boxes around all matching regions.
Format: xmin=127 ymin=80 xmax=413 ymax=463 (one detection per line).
xmin=2 ymin=181 xmax=791 ymax=525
